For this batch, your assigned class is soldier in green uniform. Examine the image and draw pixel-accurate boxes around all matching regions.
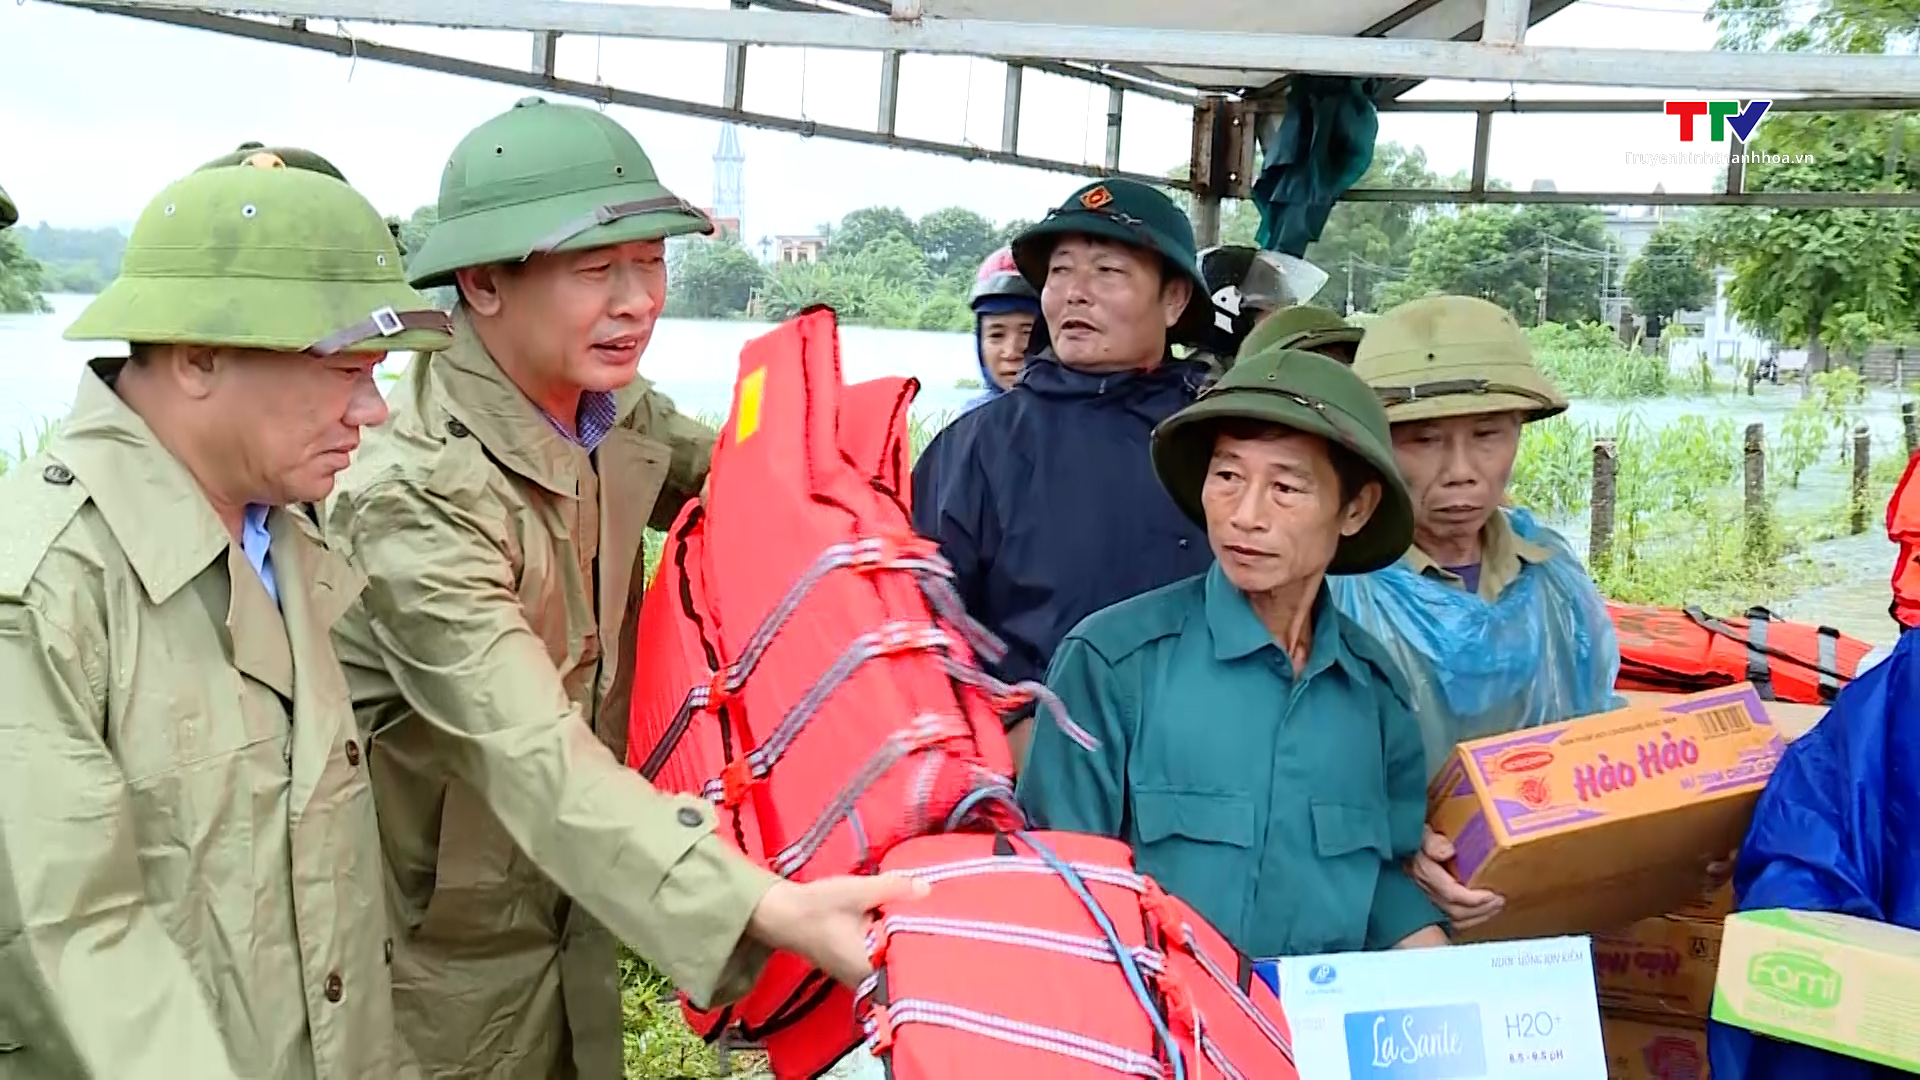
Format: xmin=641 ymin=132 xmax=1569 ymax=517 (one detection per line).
xmin=0 ymin=155 xmax=455 ymax=1078
xmin=322 ymin=97 xmax=917 ymax=1079
xmin=1017 ymin=342 xmax=1447 ymax=964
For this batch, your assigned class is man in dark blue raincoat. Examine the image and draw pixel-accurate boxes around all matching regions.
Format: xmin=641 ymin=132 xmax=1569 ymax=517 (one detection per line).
xmin=911 ymin=178 xmax=1218 ymax=766
xmin=1708 ymin=627 xmax=1920 ymax=1080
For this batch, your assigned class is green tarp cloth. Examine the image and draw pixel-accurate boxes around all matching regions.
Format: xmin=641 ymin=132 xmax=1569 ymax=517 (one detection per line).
xmin=1253 ymin=76 xmax=1380 ymax=258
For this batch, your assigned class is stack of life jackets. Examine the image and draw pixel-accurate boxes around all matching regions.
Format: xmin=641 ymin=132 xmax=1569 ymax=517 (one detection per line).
xmin=1892 ymin=452 xmax=1919 ymax=631
xmin=626 ymin=307 xmax=1298 ymax=1080
xmin=864 ymin=829 xmax=1297 ymax=1080
xmin=1608 ymin=601 xmax=1873 ymax=705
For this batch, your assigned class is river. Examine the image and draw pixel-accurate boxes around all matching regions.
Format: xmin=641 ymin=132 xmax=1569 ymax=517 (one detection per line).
xmin=1 ymin=294 xmax=989 ymax=445
xmin=4 ymin=292 xmax=1907 ymax=643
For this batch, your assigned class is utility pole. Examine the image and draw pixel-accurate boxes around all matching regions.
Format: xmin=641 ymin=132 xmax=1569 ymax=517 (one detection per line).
xmin=1598 ymin=249 xmax=1611 ymax=324
xmin=1346 ymin=254 xmax=1356 ymax=316
xmin=1537 ymin=248 xmax=1551 ymax=325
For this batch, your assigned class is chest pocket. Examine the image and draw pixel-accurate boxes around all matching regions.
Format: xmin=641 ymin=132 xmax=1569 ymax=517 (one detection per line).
xmin=1299 ymin=798 xmax=1393 ymax=954
xmin=1130 ymin=787 xmax=1255 ymax=940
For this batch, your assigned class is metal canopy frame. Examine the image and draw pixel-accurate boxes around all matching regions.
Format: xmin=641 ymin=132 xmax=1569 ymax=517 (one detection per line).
xmin=46 ymin=0 xmax=1920 ymax=229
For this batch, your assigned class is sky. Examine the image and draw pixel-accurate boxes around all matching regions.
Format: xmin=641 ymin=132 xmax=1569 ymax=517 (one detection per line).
xmin=2 ymin=0 xmax=1747 ymax=246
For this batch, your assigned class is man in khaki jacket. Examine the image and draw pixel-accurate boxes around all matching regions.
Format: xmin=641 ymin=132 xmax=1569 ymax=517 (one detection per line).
xmin=0 ymin=156 xmax=454 ymax=1078
xmin=324 ymin=97 xmax=914 ymax=1079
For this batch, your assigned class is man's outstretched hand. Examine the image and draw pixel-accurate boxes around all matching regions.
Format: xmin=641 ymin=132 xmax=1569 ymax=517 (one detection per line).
xmin=746 ymin=874 xmax=931 ymax=987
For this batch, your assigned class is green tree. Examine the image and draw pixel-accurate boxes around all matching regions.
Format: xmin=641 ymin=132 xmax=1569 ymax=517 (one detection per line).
xmin=1624 ymin=222 xmax=1714 ymax=322
xmin=394 ymin=204 xmax=439 ymax=258
xmin=0 ymin=231 xmax=53 ymax=314
xmin=1699 ymin=111 xmax=1920 ymax=392
xmin=915 ymin=207 xmax=998 ymax=278
xmin=1305 ymin=141 xmax=1457 ymax=312
xmin=18 ymin=223 xmax=127 ymax=295
xmin=1378 ymin=203 xmax=1612 ymax=325
xmin=829 ymin=207 xmax=917 ymax=259
xmin=666 ymin=235 xmax=766 ymax=318
xmin=837 ymin=231 xmax=932 ymax=289
xmin=1710 ymin=0 xmax=1919 ymax=53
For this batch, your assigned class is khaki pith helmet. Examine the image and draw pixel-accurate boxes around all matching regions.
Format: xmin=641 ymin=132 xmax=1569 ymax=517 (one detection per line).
xmin=1352 ymin=295 xmax=1569 ymax=425
xmin=65 ymin=159 xmax=454 ymax=356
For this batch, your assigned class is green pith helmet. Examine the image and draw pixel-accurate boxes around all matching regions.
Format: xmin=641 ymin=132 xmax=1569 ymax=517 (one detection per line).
xmin=0 ymin=181 xmax=15 ymax=229
xmin=1240 ymin=304 xmax=1365 ymax=363
xmin=1010 ymin=178 xmax=1211 ymax=346
xmin=406 ymin=96 xmax=714 ymax=289
xmin=64 ymin=162 xmax=454 ymax=356
xmin=196 ymin=142 xmax=349 ymax=183
xmin=1152 ymin=344 xmax=1413 ymax=575
xmin=1353 ymin=295 xmax=1569 ymax=425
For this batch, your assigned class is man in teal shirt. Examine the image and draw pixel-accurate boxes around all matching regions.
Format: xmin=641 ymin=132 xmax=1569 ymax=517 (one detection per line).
xmin=1017 ymin=343 xmax=1448 ymax=961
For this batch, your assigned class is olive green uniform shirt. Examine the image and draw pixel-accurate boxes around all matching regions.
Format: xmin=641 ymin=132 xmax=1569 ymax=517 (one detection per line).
xmin=1015 ymin=565 xmax=1444 ymax=961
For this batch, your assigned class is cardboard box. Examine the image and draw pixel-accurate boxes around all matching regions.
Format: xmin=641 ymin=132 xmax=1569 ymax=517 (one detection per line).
xmin=1429 ymin=685 xmax=1784 ymax=942
xmin=1671 ymin=883 xmax=1732 ymax=923
xmin=1599 ymin=1011 xmax=1709 ymax=1080
xmin=1592 ymin=917 xmax=1724 ymax=1019
xmin=1712 ymin=908 xmax=1920 ymax=1072
xmin=1618 ymin=691 xmax=1825 ymax=744
xmin=1266 ymin=935 xmax=1607 ymax=1079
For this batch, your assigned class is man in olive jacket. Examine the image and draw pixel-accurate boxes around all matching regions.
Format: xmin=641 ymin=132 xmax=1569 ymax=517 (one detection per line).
xmin=324 ymin=97 xmax=913 ymax=1079
xmin=0 ymin=156 xmax=454 ymax=1078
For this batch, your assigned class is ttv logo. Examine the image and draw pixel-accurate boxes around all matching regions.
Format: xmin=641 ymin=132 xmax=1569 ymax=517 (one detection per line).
xmin=1665 ymin=100 xmax=1772 ymax=143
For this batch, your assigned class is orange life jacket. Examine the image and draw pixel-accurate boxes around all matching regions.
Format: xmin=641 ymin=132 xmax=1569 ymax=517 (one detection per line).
xmin=626 ymin=308 xmax=1089 ymax=1056
xmin=1891 ymin=452 xmax=1920 ymax=543
xmin=1609 ymin=601 xmax=1872 ymax=705
xmin=858 ymin=830 xmax=1301 ymax=1080
xmin=1892 ymin=455 xmax=1920 ymax=629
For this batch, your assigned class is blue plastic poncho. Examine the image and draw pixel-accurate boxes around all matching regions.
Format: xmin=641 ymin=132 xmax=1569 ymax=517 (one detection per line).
xmin=1707 ymin=627 xmax=1920 ymax=1080
xmin=1324 ymin=507 xmax=1622 ymax=777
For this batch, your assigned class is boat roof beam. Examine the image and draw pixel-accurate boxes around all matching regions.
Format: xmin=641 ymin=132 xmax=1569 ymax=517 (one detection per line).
xmin=49 ymin=0 xmax=1920 ymax=210
xmin=81 ymin=0 xmax=1920 ymax=94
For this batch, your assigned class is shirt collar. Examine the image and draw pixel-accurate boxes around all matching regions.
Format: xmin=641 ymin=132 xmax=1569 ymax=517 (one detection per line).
xmin=241 ymin=503 xmax=279 ymax=606
xmin=1404 ymin=507 xmax=1552 ymax=591
xmin=1202 ymin=562 xmax=1365 ymax=684
xmin=544 ymin=390 xmax=620 ymax=452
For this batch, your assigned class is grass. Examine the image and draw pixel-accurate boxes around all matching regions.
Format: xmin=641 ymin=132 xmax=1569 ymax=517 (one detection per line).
xmin=1526 ymin=323 xmax=1673 ymax=401
xmin=619 ymin=952 xmax=749 ymax=1078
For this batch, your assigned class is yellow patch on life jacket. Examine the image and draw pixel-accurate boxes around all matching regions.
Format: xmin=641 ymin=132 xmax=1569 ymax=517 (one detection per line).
xmin=735 ymin=366 xmax=765 ymax=443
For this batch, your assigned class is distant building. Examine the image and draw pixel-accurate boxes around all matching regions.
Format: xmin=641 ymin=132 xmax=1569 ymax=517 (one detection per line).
xmin=774 ymin=235 xmax=827 ymax=265
xmin=1667 ymin=269 xmax=1771 ymax=372
xmin=1596 ymin=186 xmax=1692 ymax=327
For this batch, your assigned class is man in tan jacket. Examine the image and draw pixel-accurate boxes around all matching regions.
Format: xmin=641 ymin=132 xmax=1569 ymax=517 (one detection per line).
xmin=324 ymin=97 xmax=915 ymax=1079
xmin=0 ymin=155 xmax=453 ymax=1078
